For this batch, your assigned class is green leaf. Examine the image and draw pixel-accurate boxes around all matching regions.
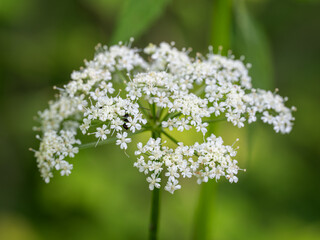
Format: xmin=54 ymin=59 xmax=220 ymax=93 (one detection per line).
xmin=233 ymin=0 xmax=274 ymax=89
xmin=232 ymin=0 xmax=274 ymax=172
xmin=110 ymin=0 xmax=170 ymax=44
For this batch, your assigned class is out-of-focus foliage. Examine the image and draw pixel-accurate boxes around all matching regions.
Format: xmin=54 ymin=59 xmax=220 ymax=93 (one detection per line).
xmin=0 ymin=0 xmax=319 ymax=239
xmin=111 ymin=0 xmax=170 ymax=43
xmin=233 ymin=0 xmax=273 ymax=89
xmin=210 ymin=0 xmax=232 ymax=49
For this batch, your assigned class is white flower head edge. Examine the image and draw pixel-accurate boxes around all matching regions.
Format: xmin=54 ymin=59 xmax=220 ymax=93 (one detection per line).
xmin=31 ymin=40 xmax=295 ymax=194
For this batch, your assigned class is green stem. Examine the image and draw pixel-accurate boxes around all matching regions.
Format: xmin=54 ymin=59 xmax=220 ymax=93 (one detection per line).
xmin=152 ymin=103 xmax=157 ymax=120
xmin=192 ymin=182 xmax=217 ymax=240
xmin=160 ymin=111 xmax=182 ymax=123
xmin=194 ymin=84 xmax=206 ymax=96
xmin=115 ymin=67 xmax=129 ymax=83
xmin=204 ymin=117 xmax=227 ymax=123
xmin=137 ymin=100 xmax=151 ymax=119
xmin=149 ymin=130 xmax=161 ymax=240
xmin=162 ymin=130 xmax=199 ymax=157
xmin=149 ymin=187 xmax=160 ymax=240
xmin=157 ymin=107 xmax=164 ymax=120
xmin=161 ymin=130 xmax=179 ymax=145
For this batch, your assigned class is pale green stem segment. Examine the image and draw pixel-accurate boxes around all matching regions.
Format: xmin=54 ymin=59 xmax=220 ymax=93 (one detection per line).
xmin=192 ymin=181 xmax=217 ymax=240
xmin=161 ymin=130 xmax=179 ymax=145
xmin=204 ymin=117 xmax=227 ymax=123
xmin=137 ymin=100 xmax=151 ymax=119
xmin=149 ymin=129 xmax=161 ymax=240
xmin=149 ymin=181 xmax=160 ymax=240
xmin=161 ymin=111 xmax=182 ymax=122
xmin=161 ymin=130 xmax=200 ymax=157
xmin=194 ymin=84 xmax=206 ymax=96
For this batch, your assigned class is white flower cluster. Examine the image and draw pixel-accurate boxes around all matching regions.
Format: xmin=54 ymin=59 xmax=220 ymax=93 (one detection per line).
xmin=32 ymin=40 xmax=295 ymax=192
xmin=126 ymin=71 xmax=210 ymax=135
xmin=134 ymin=134 xmax=241 ymax=194
xmin=145 ymin=43 xmax=295 ymax=133
xmin=34 ymin=130 xmax=80 ymax=183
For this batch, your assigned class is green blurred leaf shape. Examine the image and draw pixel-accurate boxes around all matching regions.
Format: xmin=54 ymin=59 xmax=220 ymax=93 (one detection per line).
xmin=232 ymin=0 xmax=274 ymax=175
xmin=193 ymin=1 xmax=233 ymax=240
xmin=111 ymin=0 xmax=170 ymax=44
xmin=0 ymin=0 xmax=32 ymax=22
xmin=211 ymin=0 xmax=232 ymax=51
xmin=233 ymin=0 xmax=273 ymax=89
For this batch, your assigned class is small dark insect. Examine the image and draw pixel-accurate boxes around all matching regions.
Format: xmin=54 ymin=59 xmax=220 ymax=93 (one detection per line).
xmin=122 ymin=113 xmax=130 ymax=130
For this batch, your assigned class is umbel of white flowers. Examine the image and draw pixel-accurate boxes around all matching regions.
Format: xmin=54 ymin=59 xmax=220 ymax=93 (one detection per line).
xmin=31 ymin=39 xmax=295 ymax=194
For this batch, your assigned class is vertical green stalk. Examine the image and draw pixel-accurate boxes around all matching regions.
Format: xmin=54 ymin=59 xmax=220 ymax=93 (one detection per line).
xmin=193 ymin=1 xmax=232 ymax=239
xmin=192 ymin=182 xmax=217 ymax=240
xmin=149 ymin=158 xmax=160 ymax=240
xmin=149 ymin=114 xmax=161 ymax=240
xmin=210 ymin=0 xmax=232 ymax=51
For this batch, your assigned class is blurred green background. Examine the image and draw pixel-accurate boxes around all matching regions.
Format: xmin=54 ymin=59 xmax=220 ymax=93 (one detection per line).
xmin=1 ymin=0 xmax=320 ymax=239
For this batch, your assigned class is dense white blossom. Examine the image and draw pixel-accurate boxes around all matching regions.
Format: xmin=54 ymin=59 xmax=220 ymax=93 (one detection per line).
xmin=134 ymin=134 xmax=245 ymax=194
xmin=32 ymin=41 xmax=295 ymax=193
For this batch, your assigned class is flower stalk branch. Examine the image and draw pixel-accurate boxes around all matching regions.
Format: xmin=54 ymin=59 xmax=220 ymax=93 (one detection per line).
xmin=79 ymin=129 xmax=146 ymax=149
